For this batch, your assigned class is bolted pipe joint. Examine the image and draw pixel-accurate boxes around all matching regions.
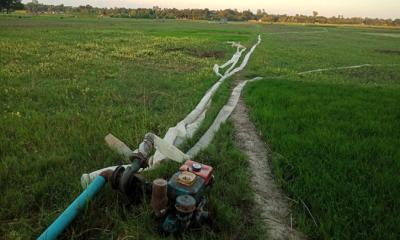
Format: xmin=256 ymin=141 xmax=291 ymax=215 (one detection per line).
xmin=109 ymin=165 xmax=148 ymax=204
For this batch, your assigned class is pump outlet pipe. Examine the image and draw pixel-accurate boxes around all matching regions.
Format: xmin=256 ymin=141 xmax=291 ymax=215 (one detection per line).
xmin=37 ymin=173 xmax=110 ymax=240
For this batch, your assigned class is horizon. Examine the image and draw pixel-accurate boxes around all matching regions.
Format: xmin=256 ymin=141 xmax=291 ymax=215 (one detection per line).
xmin=21 ymin=0 xmax=400 ymax=19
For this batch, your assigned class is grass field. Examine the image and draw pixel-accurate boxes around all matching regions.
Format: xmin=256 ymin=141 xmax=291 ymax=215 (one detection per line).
xmin=0 ymin=15 xmax=262 ymax=239
xmin=245 ymin=80 xmax=399 ymax=239
xmin=1 ymin=14 xmax=399 ymax=239
xmin=243 ymin=24 xmax=400 ymax=239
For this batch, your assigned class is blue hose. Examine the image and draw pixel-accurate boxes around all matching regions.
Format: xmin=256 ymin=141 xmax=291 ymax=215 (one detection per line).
xmin=38 ymin=175 xmax=106 ymax=240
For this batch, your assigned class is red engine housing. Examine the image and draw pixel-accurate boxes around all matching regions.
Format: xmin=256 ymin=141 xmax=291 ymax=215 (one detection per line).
xmin=179 ymin=160 xmax=213 ymax=185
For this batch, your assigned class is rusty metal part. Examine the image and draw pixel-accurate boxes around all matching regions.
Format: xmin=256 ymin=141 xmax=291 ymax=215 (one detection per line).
xmin=109 ymin=165 xmax=147 ymax=204
xmin=121 ymin=172 xmax=147 ymax=204
xmin=99 ymin=170 xmax=114 ymax=181
xmin=175 ymin=195 xmax=196 ymax=231
xmin=140 ymin=133 xmax=155 ymax=159
xmin=151 ymin=178 xmax=168 ymax=217
xmin=175 ymin=195 xmax=196 ymax=213
xmin=110 ymin=166 xmax=125 ymax=190
xmin=129 ymin=152 xmax=148 ymax=169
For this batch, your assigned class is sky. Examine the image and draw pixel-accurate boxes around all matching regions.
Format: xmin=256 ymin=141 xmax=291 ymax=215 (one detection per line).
xmin=22 ymin=0 xmax=400 ymax=19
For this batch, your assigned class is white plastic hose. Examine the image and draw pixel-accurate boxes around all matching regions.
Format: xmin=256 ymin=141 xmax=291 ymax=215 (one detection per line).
xmin=152 ymin=35 xmax=261 ymax=164
xmin=81 ymin=133 xmax=190 ymax=188
xmin=81 ymin=35 xmax=262 ymax=187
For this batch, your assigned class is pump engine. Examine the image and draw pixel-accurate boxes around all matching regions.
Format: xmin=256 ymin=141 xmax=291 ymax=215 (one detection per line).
xmin=159 ymin=160 xmax=213 ymax=234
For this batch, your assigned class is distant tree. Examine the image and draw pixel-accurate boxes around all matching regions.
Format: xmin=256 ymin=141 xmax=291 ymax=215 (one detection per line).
xmin=0 ymin=0 xmax=24 ymax=13
xmin=25 ymin=0 xmax=40 ymax=14
xmin=153 ymin=6 xmax=160 ymax=18
xmin=54 ymin=4 xmax=64 ymax=13
xmin=17 ymin=2 xmax=400 ymax=27
xmin=256 ymin=9 xmax=264 ymax=20
xmin=312 ymin=11 xmax=319 ymax=23
xmin=242 ymin=9 xmax=255 ymax=21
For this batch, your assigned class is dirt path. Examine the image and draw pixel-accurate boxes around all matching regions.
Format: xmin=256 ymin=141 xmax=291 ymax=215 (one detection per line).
xmin=231 ymin=97 xmax=305 ymax=240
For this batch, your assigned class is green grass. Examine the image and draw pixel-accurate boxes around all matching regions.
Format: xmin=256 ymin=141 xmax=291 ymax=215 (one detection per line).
xmin=1 ymin=15 xmax=400 ymax=239
xmin=244 ymin=24 xmax=400 ymax=83
xmin=0 ymin=15 xmax=263 ymax=239
xmin=242 ymin=23 xmax=400 ymax=239
xmin=245 ymin=79 xmax=400 ymax=239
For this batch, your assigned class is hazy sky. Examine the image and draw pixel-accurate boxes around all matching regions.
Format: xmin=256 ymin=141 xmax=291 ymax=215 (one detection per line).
xmin=23 ymin=0 xmax=400 ymax=19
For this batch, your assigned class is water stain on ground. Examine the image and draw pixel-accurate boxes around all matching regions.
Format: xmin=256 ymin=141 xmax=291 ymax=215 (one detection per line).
xmin=375 ymin=49 xmax=400 ymax=55
xmin=165 ymin=47 xmax=225 ymax=58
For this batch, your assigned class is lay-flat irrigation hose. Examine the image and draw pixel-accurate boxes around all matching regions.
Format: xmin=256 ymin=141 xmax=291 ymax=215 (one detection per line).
xmin=37 ymin=175 xmax=107 ymax=240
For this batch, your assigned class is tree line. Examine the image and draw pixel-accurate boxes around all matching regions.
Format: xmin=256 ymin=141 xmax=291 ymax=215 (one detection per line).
xmin=3 ymin=0 xmax=400 ymax=27
xmin=0 ymin=0 xmax=24 ymax=13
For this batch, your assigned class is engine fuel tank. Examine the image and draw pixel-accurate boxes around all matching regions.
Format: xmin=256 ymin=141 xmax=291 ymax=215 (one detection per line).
xmin=179 ymin=160 xmax=213 ymax=185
